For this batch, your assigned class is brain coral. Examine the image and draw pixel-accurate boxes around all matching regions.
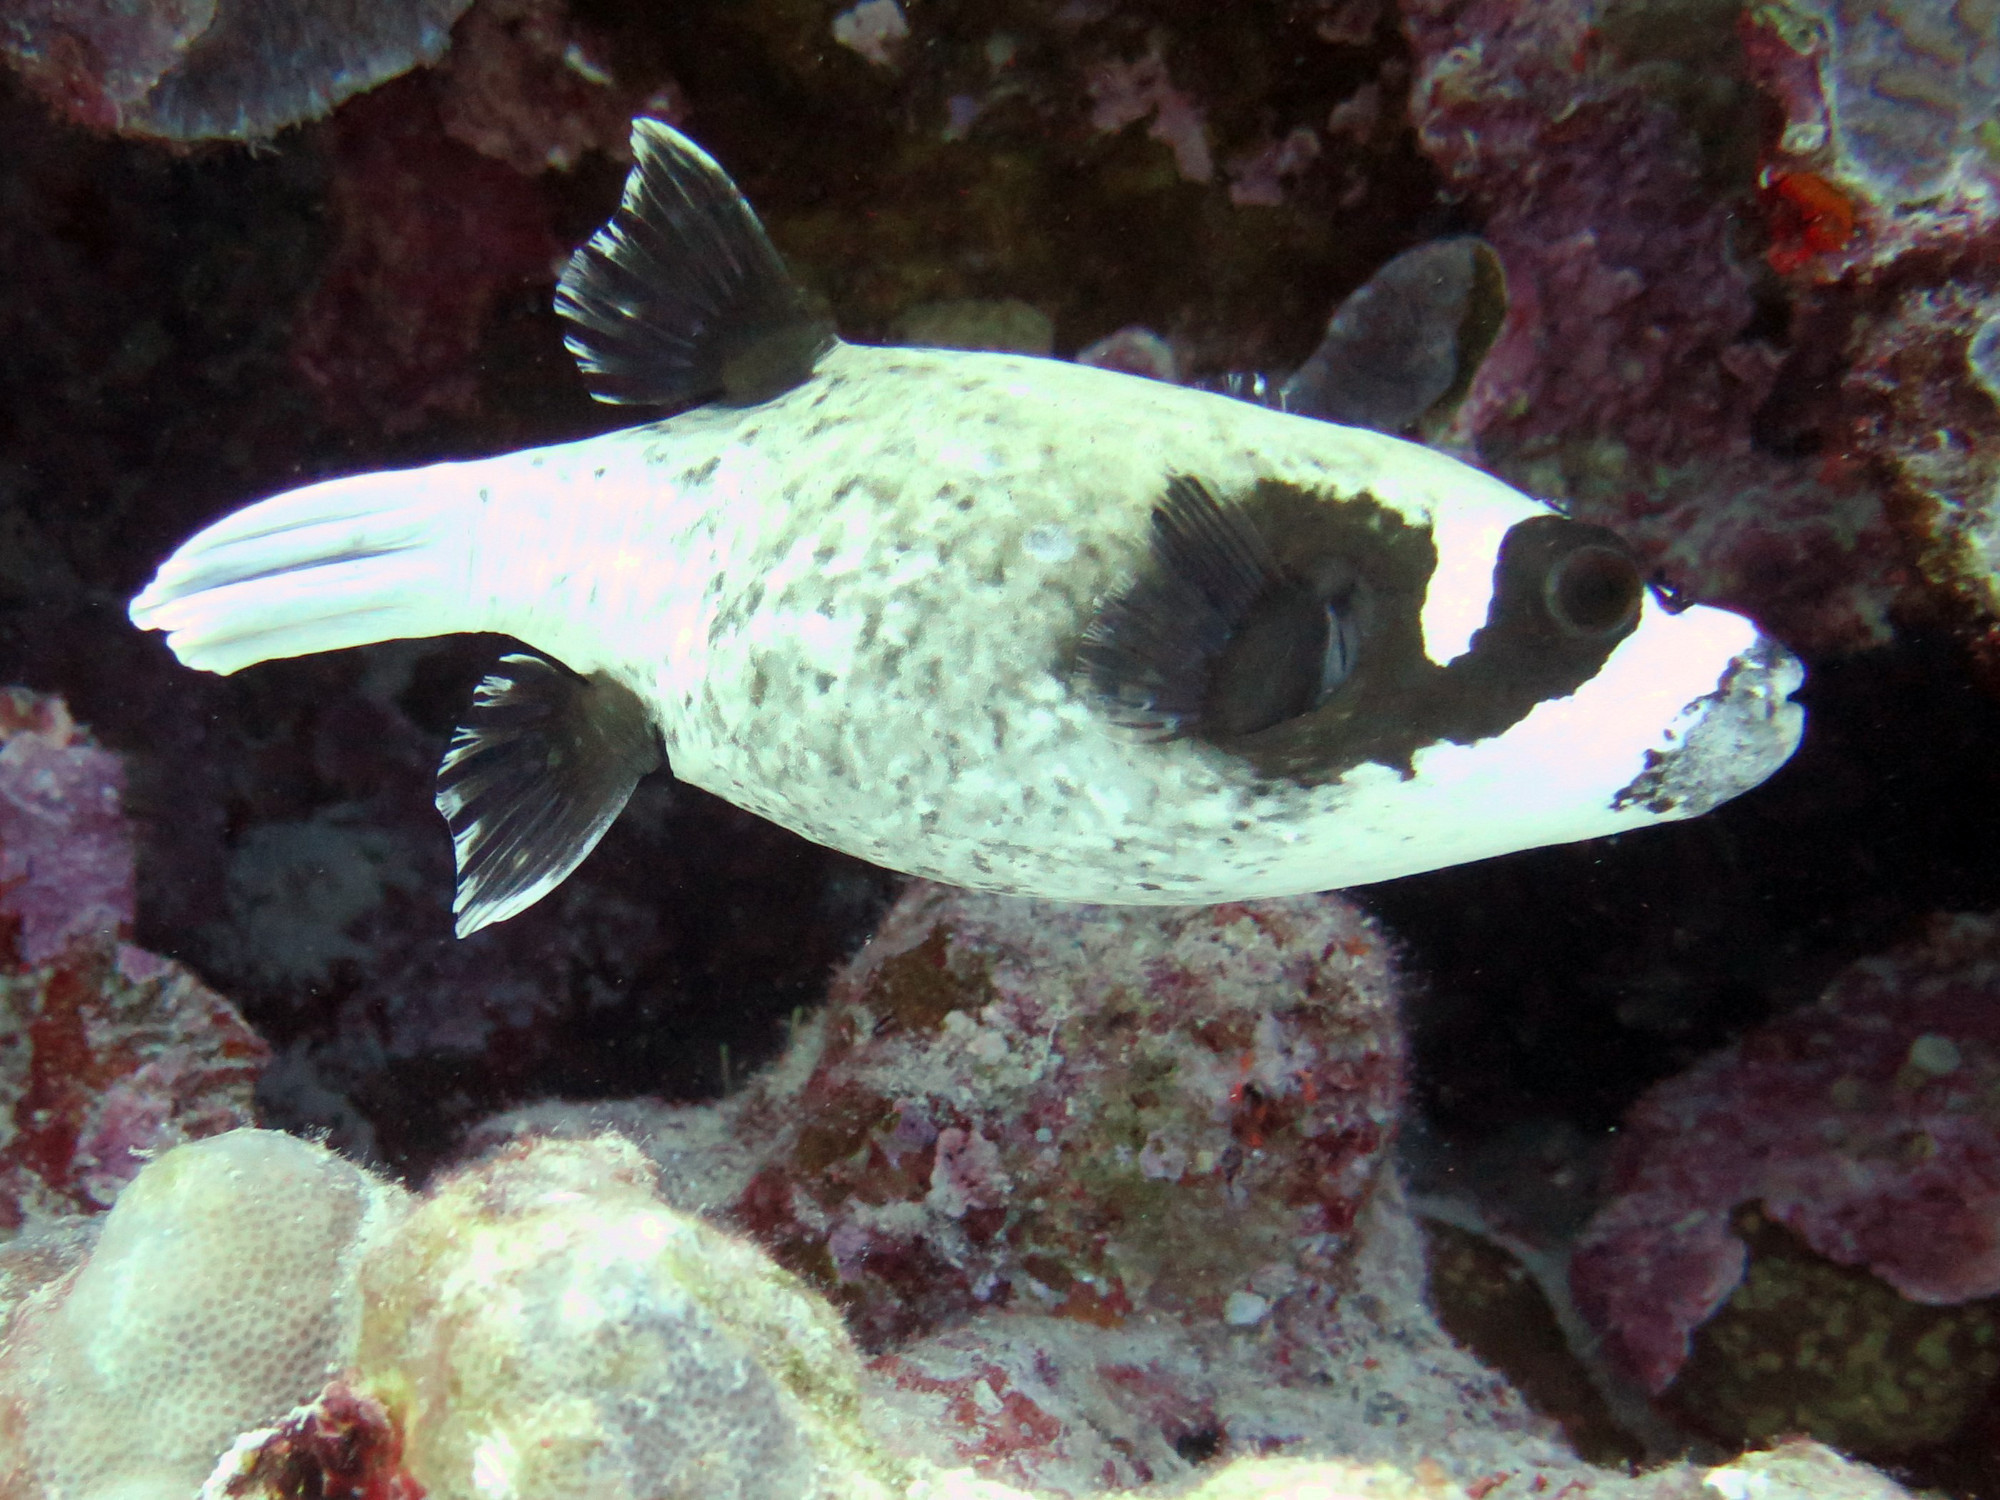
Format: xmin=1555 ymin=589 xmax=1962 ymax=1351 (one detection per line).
xmin=0 ymin=1130 xmax=407 ymax=1500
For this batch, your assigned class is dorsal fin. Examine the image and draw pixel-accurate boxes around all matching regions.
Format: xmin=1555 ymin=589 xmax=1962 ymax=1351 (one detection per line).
xmin=555 ymin=118 xmax=837 ymax=409
xmin=435 ymin=653 xmax=663 ymax=936
xmin=1279 ymin=237 xmax=1506 ymax=432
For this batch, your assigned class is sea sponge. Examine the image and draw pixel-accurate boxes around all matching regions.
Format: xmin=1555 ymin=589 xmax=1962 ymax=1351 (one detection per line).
xmin=0 ymin=1130 xmax=407 ymax=1500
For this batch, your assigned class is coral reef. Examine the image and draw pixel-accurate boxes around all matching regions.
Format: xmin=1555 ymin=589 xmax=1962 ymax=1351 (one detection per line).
xmin=0 ymin=688 xmax=266 ymax=1234
xmin=1727 ymin=1 xmax=2000 ymax=644
xmin=0 ymin=0 xmax=471 ymax=140
xmin=1571 ymin=913 xmax=2000 ymax=1454
xmin=292 ymin=0 xmax=668 ymax=435
xmin=290 ymin=79 xmax=566 ymax=435
xmin=359 ymin=1133 xmax=898 ymax=1500
xmin=0 ymin=689 xmax=130 ymax=967
xmin=716 ymin=885 xmax=1406 ymax=1351
xmin=1401 ymin=0 xmax=1900 ymax=651
xmin=0 ymin=1129 xmax=406 ymax=1500
xmin=1743 ymin=0 xmax=1999 ymax=259
xmin=3 ymin=0 xmax=2000 ymax=1493
xmin=0 ymin=1120 xmax=1925 ymax=1500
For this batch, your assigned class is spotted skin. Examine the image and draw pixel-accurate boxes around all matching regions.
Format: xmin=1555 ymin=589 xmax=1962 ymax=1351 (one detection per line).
xmin=437 ymin=340 xmax=1799 ymax=902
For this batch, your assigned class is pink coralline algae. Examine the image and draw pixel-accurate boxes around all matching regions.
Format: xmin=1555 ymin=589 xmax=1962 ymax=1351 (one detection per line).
xmin=197 ymin=1383 xmax=424 ymax=1500
xmin=1400 ymin=0 xmax=1903 ymax=652
xmin=291 ymin=79 xmax=564 ymax=434
xmin=433 ymin=0 xmax=676 ymax=177
xmin=1740 ymin=3 xmax=2000 ymax=643
xmin=290 ymin=0 xmax=672 ymax=432
xmin=1085 ymin=48 xmax=1215 ymax=185
xmin=1570 ymin=912 xmax=2000 ymax=1394
xmin=1742 ymin=0 xmax=1999 ymax=268
xmin=0 ymin=0 xmax=470 ymax=139
xmin=0 ymin=688 xmax=130 ymax=968
xmin=0 ymin=687 xmax=266 ymax=1234
xmin=725 ymin=884 xmax=1406 ymax=1352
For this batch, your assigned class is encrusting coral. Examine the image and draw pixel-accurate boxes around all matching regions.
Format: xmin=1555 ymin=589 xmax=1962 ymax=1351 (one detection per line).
xmin=1571 ymin=912 xmax=2000 ymax=1457
xmin=0 ymin=689 xmax=266 ymax=1234
xmin=0 ymin=1126 xmax=1926 ymax=1500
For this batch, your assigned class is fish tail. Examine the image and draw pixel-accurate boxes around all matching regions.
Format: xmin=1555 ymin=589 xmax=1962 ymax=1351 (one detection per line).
xmin=129 ymin=464 xmax=485 ymax=676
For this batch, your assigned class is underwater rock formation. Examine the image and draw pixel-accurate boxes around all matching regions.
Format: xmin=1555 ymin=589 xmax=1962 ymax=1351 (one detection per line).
xmin=1740 ymin=0 xmax=2000 ymax=654
xmin=290 ymin=0 xmax=667 ymax=433
xmin=0 ymin=688 xmax=266 ymax=1234
xmin=1571 ymin=913 xmax=2000 ymax=1451
xmin=0 ymin=0 xmax=470 ymax=139
xmin=0 ymin=1125 xmax=1928 ymax=1500
xmin=0 ymin=689 xmax=130 ymax=967
xmin=1401 ymin=0 xmax=1901 ymax=652
xmin=1744 ymin=0 xmax=1998 ymax=250
xmin=1409 ymin=0 xmax=2000 ymax=657
xmin=719 ymin=886 xmax=1406 ymax=1351
xmin=290 ymin=79 xmax=564 ymax=435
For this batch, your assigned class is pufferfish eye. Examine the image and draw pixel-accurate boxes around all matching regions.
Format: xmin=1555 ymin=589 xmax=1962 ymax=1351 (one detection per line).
xmin=1543 ymin=542 xmax=1644 ymax=638
xmin=1485 ymin=515 xmax=1645 ymax=645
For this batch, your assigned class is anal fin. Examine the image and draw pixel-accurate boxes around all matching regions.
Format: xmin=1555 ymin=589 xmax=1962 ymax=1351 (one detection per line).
xmin=435 ymin=653 xmax=663 ymax=937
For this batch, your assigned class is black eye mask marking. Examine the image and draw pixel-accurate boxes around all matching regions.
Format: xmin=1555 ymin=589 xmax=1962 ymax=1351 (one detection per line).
xmin=1073 ymin=477 xmax=1644 ymax=786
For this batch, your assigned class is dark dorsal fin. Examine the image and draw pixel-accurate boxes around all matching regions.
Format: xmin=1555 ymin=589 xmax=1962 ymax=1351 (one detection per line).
xmin=1279 ymin=237 xmax=1505 ymax=432
xmin=1205 ymin=238 xmax=1506 ymax=435
xmin=555 ymin=118 xmax=837 ymax=409
xmin=435 ymin=653 xmax=663 ymax=936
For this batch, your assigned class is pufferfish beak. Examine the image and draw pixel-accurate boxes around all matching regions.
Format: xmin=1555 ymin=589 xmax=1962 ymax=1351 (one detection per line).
xmin=1614 ymin=632 xmax=1805 ymax=819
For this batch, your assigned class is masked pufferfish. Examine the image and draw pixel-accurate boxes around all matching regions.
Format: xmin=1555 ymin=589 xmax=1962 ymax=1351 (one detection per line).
xmin=131 ymin=118 xmax=1806 ymax=938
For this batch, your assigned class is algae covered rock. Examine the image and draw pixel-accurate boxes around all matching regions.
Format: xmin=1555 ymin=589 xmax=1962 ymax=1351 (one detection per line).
xmin=355 ymin=1133 xmax=907 ymax=1500
xmin=1666 ymin=1207 xmax=2000 ymax=1456
xmin=726 ymin=884 xmax=1406 ymax=1349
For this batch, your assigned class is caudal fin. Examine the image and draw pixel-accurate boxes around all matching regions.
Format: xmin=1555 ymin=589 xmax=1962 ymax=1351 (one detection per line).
xmin=130 ymin=466 xmax=481 ymax=675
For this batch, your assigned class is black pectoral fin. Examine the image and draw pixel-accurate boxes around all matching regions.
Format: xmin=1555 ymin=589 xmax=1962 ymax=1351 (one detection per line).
xmin=554 ymin=118 xmax=837 ymax=409
xmin=434 ymin=653 xmax=663 ymax=937
xmin=1076 ymin=475 xmax=1291 ymax=738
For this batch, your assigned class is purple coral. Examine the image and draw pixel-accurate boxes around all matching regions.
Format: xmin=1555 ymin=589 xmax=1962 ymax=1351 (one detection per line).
xmin=1401 ymin=0 xmax=1902 ymax=651
xmin=1571 ymin=913 xmax=2000 ymax=1394
xmin=0 ymin=0 xmax=470 ymax=139
xmin=0 ymin=688 xmax=266 ymax=1232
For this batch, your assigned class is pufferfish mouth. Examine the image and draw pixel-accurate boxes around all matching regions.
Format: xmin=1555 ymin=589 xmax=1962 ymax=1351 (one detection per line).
xmin=1611 ymin=635 xmax=1807 ymax=818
